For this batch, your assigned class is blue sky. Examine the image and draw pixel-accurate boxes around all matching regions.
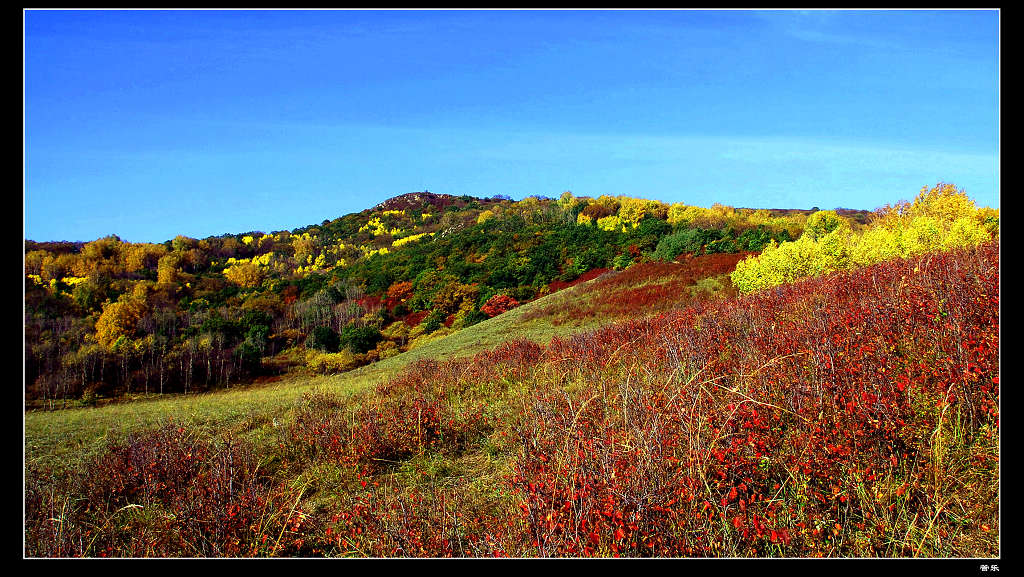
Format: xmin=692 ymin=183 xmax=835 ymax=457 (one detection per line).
xmin=25 ymin=9 xmax=999 ymax=243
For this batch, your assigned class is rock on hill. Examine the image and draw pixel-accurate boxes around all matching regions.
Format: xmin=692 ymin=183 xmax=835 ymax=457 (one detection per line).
xmin=372 ymin=191 xmax=463 ymax=213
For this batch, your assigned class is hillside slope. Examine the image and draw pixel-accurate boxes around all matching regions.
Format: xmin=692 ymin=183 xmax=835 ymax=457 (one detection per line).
xmin=24 ymin=184 xmax=998 ymax=558
xmin=25 ymin=191 xmax=815 ymax=408
xmin=25 ymin=251 xmax=739 ymax=471
xmin=25 ymin=242 xmax=998 ymax=557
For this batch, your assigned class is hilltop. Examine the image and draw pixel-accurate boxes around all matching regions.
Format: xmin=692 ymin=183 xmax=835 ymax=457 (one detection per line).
xmin=370 ymin=191 xmax=506 ymax=213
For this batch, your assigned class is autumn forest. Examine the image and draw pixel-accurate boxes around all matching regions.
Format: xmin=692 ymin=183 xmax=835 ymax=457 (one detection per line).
xmin=24 ymin=184 xmax=999 ymax=558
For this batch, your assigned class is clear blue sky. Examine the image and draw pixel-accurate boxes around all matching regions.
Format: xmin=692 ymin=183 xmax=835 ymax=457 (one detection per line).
xmin=24 ymin=9 xmax=999 ymax=243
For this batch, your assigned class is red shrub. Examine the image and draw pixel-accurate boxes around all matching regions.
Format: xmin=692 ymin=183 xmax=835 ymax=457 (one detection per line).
xmin=26 ymin=423 xmax=308 ymax=557
xmin=403 ymin=310 xmax=429 ymax=327
xmin=481 ymin=294 xmax=520 ymax=317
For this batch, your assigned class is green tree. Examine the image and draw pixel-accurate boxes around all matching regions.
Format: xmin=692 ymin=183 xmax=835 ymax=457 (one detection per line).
xmin=339 ymin=325 xmax=383 ymax=354
xmin=307 ymin=326 xmax=340 ymax=353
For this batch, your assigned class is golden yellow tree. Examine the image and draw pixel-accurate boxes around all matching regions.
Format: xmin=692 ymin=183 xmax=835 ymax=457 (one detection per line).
xmin=157 ymin=253 xmax=180 ymax=285
xmin=223 ymin=260 xmax=266 ymax=289
xmin=732 ymin=184 xmax=995 ymax=293
xmin=122 ymin=243 xmax=168 ymax=274
xmin=95 ymin=298 xmax=146 ymax=349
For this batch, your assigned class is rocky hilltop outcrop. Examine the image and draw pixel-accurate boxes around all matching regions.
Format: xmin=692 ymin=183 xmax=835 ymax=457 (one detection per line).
xmin=372 ymin=191 xmax=462 ymax=213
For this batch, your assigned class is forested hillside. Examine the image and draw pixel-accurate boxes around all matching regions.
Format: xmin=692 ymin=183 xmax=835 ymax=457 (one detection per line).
xmin=24 ymin=183 xmax=999 ymax=558
xmin=25 ymin=190 xmax=830 ymax=407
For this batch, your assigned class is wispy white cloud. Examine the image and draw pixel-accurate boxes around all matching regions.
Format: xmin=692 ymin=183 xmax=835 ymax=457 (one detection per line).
xmin=751 ymin=9 xmax=904 ymax=50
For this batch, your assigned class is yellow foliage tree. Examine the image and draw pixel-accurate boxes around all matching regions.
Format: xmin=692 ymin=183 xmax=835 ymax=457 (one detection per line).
xmin=667 ymin=203 xmax=707 ymax=228
xmin=910 ymin=182 xmax=979 ymax=222
xmin=305 ymin=349 xmax=358 ymax=374
xmin=579 ymin=195 xmax=621 ymax=222
xmin=171 ymin=235 xmax=198 ymax=253
xmin=477 ymin=209 xmax=496 ymax=225
xmin=24 ymin=250 xmax=47 ymax=276
xmin=699 ymin=203 xmax=737 ymax=229
xmin=82 ymin=235 xmax=122 ymax=262
xmin=558 ymin=191 xmax=582 ymax=212
xmin=432 ymin=281 xmax=480 ymax=316
xmin=596 ymin=215 xmax=623 ymax=232
xmin=802 ymin=210 xmax=850 ymax=241
xmin=731 ymin=184 xmax=995 ymax=293
xmin=224 ymin=260 xmax=266 ymax=288
xmin=156 ymin=253 xmax=181 ymax=286
xmin=95 ymin=298 xmax=146 ymax=349
xmin=617 ymin=197 xmax=660 ymax=227
xmin=392 ymin=232 xmax=433 ymax=248
xmin=292 ymin=233 xmax=320 ymax=264
xmin=122 ymin=243 xmax=168 ymax=274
